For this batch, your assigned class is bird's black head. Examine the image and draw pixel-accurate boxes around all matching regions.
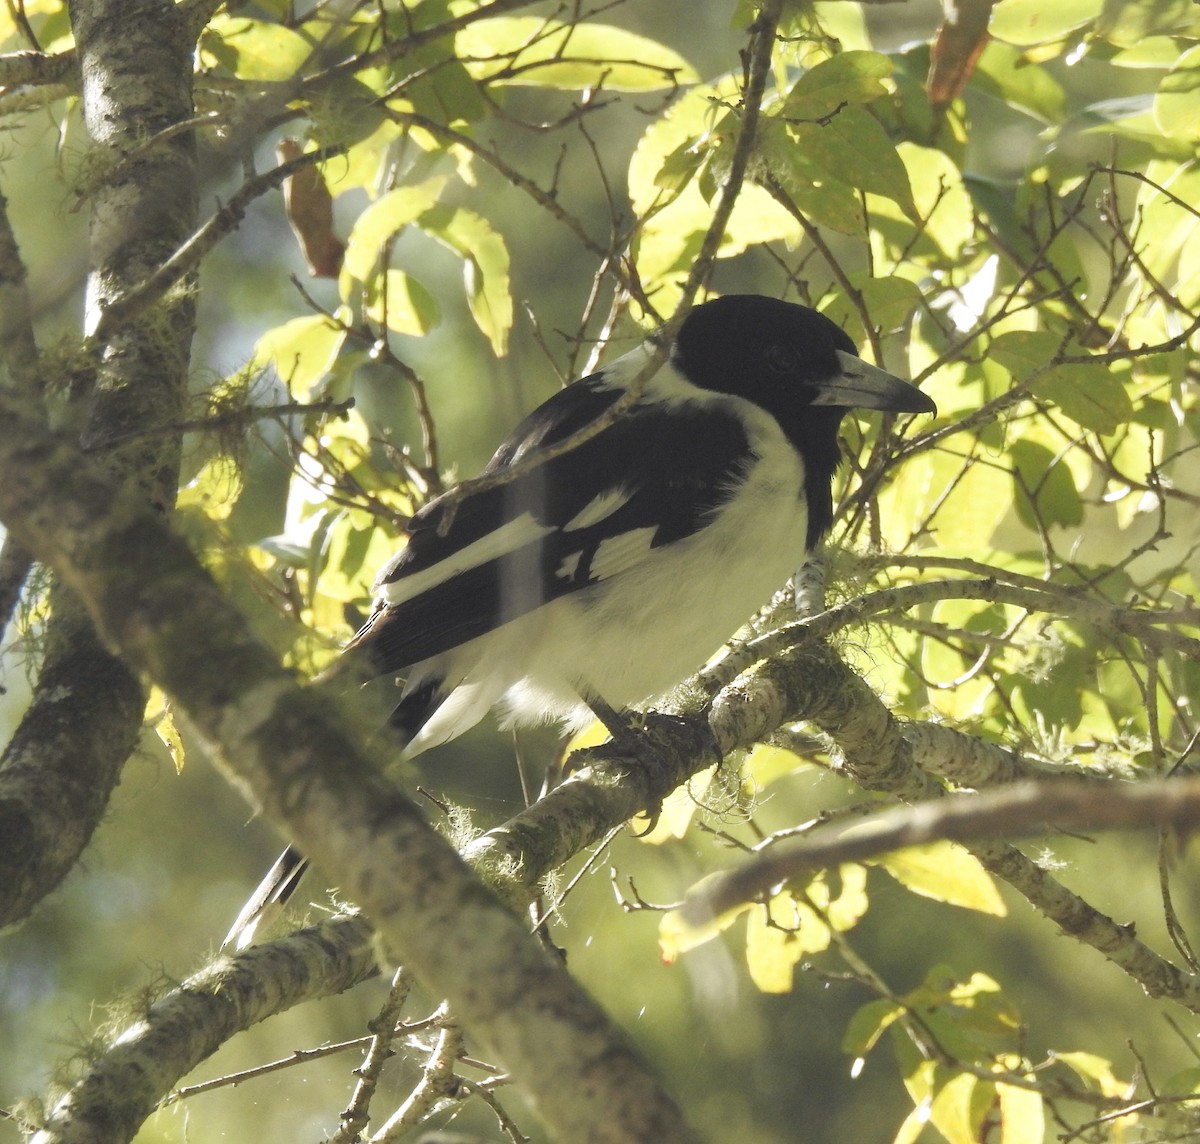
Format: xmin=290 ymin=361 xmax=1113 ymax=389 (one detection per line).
xmin=672 ymin=294 xmax=935 ymax=542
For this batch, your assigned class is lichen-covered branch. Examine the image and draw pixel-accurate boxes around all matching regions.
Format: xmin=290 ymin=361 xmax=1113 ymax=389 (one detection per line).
xmin=0 ymin=0 xmax=200 ymax=928
xmin=0 ymin=395 xmax=699 ymax=1143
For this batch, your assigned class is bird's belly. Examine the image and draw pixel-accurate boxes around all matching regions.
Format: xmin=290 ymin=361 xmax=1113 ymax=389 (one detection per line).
xmin=502 ymin=462 xmax=811 ymax=727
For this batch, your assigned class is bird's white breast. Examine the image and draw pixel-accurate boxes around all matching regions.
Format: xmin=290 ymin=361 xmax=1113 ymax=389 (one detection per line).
xmin=402 ymin=396 xmax=811 ymax=757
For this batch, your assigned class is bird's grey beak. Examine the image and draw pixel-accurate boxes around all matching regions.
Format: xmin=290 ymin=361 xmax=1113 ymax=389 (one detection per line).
xmin=812 ymin=351 xmax=937 ymax=415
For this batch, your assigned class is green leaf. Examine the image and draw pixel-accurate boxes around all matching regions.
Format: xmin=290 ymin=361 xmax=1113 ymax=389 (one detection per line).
xmin=842 ymin=997 xmax=904 ymax=1057
xmin=989 ymin=0 xmax=1102 ymax=47
xmin=456 ymin=17 xmax=698 ymax=91
xmin=365 ymin=271 xmax=441 ymax=336
xmin=791 ymin=106 xmax=916 ymax=216
xmin=974 ymin=41 xmax=1065 ymax=123
xmin=782 ymin=50 xmax=892 ymax=118
xmin=1155 ymin=44 xmax=1200 ymax=142
xmin=254 ymin=315 xmax=346 ymax=400
xmin=989 ymin=329 xmax=1061 ymax=381
xmin=419 ymin=203 xmax=512 ymax=356
xmin=860 ymin=277 xmax=924 ymax=334
xmin=877 ymin=842 xmax=1008 ymax=916
xmin=201 ymin=16 xmax=314 ymax=81
xmin=1011 ymin=437 xmax=1083 ymax=528
xmin=1031 ymin=359 xmax=1134 ymax=435
xmin=342 ymin=179 xmax=447 ymax=283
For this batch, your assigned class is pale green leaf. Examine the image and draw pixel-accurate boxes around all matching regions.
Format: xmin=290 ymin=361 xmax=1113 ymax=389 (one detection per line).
xmin=202 ymin=16 xmax=313 ymax=81
xmin=989 ymin=329 xmax=1061 ymax=380
xmin=842 ymin=997 xmax=904 ymax=1057
xmin=860 ymin=277 xmax=924 ymax=334
xmin=989 ymin=0 xmax=1102 ymax=47
xmin=878 ymin=842 xmax=1007 ymax=916
xmin=254 ymin=315 xmax=346 ymax=399
xmin=342 ymin=178 xmax=446 ymax=283
xmin=1031 ymin=360 xmax=1134 ymax=435
xmin=365 ymin=271 xmax=441 ymax=336
xmin=419 ymin=203 xmax=512 ymax=355
xmin=975 ymin=41 xmax=1065 ymax=122
xmin=456 ymin=17 xmax=698 ymax=91
xmin=1155 ymin=44 xmax=1200 ymax=142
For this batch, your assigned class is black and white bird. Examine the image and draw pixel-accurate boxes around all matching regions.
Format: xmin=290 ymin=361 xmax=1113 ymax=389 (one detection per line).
xmin=225 ymin=294 xmax=934 ymax=945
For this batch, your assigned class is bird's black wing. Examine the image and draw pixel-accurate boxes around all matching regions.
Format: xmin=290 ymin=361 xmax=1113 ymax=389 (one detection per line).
xmin=346 ymin=382 xmax=753 ymax=675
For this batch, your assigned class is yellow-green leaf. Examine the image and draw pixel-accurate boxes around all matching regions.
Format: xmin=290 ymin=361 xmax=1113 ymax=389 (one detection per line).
xmin=1011 ymin=437 xmax=1084 ymax=528
xmin=419 ymin=203 xmax=512 ymax=356
xmin=929 ymin=1073 xmax=985 ymax=1144
xmin=365 ymin=271 xmax=441 ymax=336
xmin=146 ymin=688 xmax=186 ymax=774
xmin=457 ymin=17 xmax=698 ymax=92
xmin=342 ymin=178 xmax=446 ymax=283
xmin=989 ymin=0 xmax=1102 ymax=47
xmin=1155 ymin=44 xmax=1200 ymax=142
xmin=254 ymin=315 xmax=346 ymax=400
xmin=660 ymin=878 xmax=751 ymax=962
xmin=989 ymin=328 xmax=1060 ymax=381
xmin=201 ymin=16 xmax=313 ymax=81
xmin=1031 ymin=359 xmax=1133 ymax=435
xmin=877 ymin=841 xmax=1007 ymax=916
xmin=998 ymin=1081 xmax=1045 ymax=1144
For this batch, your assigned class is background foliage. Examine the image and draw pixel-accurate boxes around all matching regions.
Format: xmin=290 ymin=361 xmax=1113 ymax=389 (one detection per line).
xmin=2 ymin=0 xmax=1200 ymax=1141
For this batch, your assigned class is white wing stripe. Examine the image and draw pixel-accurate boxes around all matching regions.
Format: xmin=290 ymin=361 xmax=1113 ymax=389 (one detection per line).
xmin=379 ymin=512 xmax=553 ymax=606
xmin=563 ymin=486 xmax=635 ymax=531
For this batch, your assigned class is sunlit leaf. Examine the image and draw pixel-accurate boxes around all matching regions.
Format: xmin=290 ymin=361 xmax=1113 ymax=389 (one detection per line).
xmin=146 ymin=688 xmax=186 ymax=774
xmin=989 ymin=0 xmax=1101 ymax=47
xmin=1155 ymin=44 xmax=1200 ymax=141
xmin=842 ymin=996 xmax=904 ymax=1057
xmin=660 ymin=879 xmax=751 ymax=963
xmin=457 ymin=17 xmax=698 ymax=91
xmin=419 ymin=203 xmax=512 ymax=356
xmin=201 ymin=16 xmax=313 ymax=80
xmin=633 ymin=767 xmax=717 ymax=843
xmin=877 ymin=841 xmax=1008 ymax=916
xmin=745 ymin=867 xmax=869 ymax=993
xmin=989 ymin=328 xmax=1060 ymax=381
xmin=365 ymin=271 xmax=441 ymax=336
xmin=997 ymin=1080 xmax=1045 ymax=1143
xmin=928 ymin=1072 xmax=984 ymax=1144
xmin=254 ymin=315 xmax=347 ymax=400
xmin=1031 ymin=359 xmax=1134 ymax=435
xmin=342 ymin=179 xmax=446 ymax=283
xmin=177 ymin=456 xmax=244 ymax=521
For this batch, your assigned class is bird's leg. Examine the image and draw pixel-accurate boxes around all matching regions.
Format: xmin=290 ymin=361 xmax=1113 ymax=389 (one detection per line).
xmin=584 ymin=694 xmax=649 ymax=754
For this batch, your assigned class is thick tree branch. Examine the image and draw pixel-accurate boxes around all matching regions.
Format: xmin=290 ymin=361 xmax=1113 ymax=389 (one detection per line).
xmin=687 ymin=776 xmax=1200 ymax=921
xmin=0 ymin=402 xmax=698 ymax=1144
xmin=29 ymin=914 xmax=379 ymax=1144
xmin=0 ymin=0 xmax=200 ymax=928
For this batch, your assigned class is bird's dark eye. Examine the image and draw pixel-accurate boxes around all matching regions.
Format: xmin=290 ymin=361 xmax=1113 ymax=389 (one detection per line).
xmin=765 ymin=344 xmax=798 ymax=374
